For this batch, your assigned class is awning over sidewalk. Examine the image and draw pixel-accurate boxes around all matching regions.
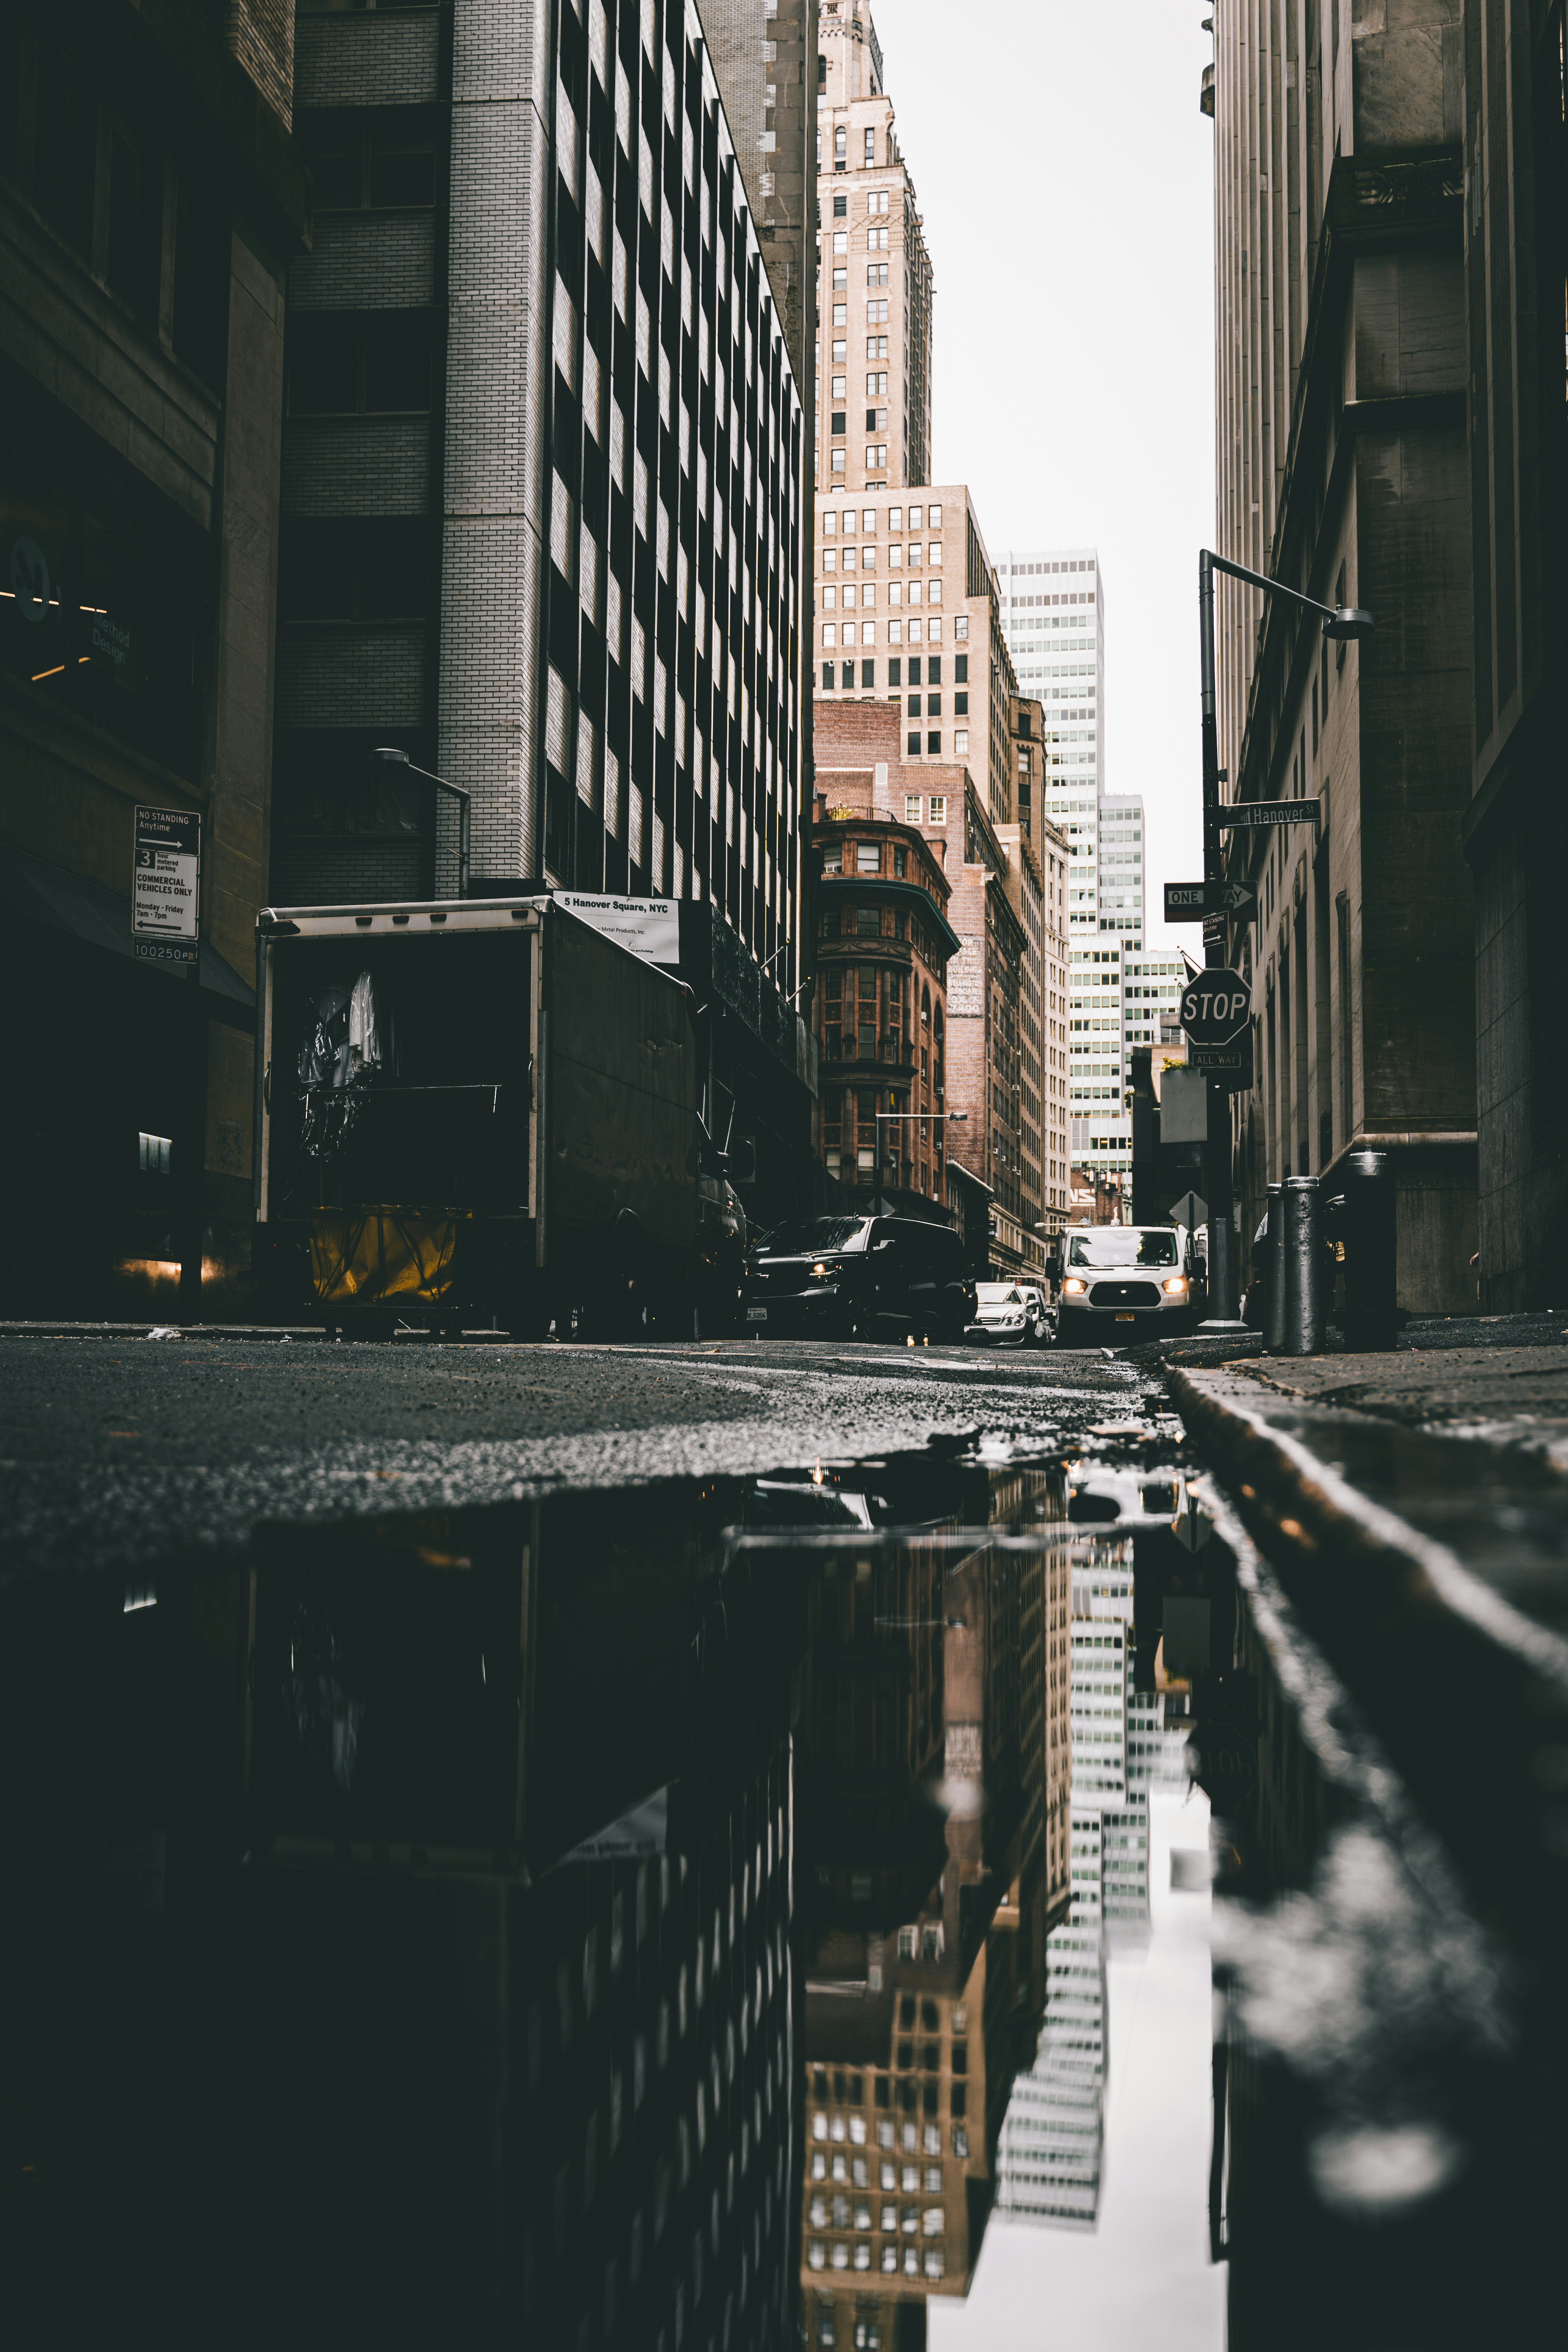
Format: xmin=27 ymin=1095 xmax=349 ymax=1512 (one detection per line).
xmin=9 ymin=848 xmax=254 ymax=1023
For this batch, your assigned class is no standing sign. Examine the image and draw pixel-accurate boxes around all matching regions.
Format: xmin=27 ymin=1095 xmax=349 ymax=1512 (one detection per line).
xmin=132 ymin=806 xmax=201 ymax=966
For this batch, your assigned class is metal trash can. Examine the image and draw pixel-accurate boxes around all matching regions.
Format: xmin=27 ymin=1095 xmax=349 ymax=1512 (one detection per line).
xmin=1331 ymin=1148 xmax=1397 ymax=1350
xmin=1280 ymin=1175 xmax=1325 ymax=1356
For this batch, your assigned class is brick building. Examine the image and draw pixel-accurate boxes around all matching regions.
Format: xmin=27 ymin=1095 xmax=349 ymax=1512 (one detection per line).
xmin=1 ymin=0 xmax=307 ymax=1314
xmin=813 ymin=0 xmax=932 ymax=497
xmin=811 ymin=759 xmax=959 ymax=1216
xmin=814 ymin=697 xmax=1038 ymax=1272
xmin=1004 ymin=691 xmax=1070 ymax=1235
xmin=814 ymin=482 xmax=1019 ymax=822
xmin=271 ymin=0 xmax=822 ymax=1224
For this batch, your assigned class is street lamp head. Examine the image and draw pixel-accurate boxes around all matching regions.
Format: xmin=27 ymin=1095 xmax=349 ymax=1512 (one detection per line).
xmin=373 ymin=745 xmax=411 ymax=763
xmin=1322 ymin=607 xmax=1374 ymax=642
xmin=947 ymin=1111 xmax=968 ymax=1121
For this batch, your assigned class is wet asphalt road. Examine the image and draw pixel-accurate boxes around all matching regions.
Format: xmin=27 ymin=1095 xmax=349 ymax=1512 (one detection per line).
xmin=0 ymin=1333 xmax=1152 ymax=1574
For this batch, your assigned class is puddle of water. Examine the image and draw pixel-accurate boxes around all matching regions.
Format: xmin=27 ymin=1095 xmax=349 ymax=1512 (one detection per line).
xmin=0 ymin=1439 xmax=1548 ymax=2347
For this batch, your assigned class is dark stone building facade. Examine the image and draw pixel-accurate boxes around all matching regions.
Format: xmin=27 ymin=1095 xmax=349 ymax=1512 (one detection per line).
xmin=1208 ymin=0 xmax=1479 ymax=1314
xmin=0 ymin=0 xmax=306 ymax=1313
xmin=1459 ymin=0 xmax=1568 ymax=1310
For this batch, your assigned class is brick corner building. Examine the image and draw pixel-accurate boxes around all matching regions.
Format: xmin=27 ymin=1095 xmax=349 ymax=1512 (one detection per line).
xmin=810 ymin=701 xmax=958 ymax=1214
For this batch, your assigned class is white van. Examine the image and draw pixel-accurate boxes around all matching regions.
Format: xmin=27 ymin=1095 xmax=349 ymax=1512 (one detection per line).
xmin=1055 ymin=1224 xmax=1200 ymax=1344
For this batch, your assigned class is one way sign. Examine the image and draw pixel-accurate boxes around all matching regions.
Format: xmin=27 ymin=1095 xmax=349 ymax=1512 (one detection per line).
xmin=1165 ymin=880 xmax=1257 ymax=921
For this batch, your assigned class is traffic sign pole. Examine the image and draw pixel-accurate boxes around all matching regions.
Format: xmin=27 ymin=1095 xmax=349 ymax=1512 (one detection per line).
xmin=1198 ymin=552 xmax=1243 ymax=1327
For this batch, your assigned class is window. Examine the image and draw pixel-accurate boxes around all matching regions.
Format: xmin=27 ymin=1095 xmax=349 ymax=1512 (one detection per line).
xmin=907 ymin=731 xmax=920 ymax=756
xmin=833 ymin=230 xmax=848 ymax=255
xmin=954 ymin=654 xmax=969 ymax=683
xmin=833 ymin=341 xmax=848 ymax=363
xmin=926 ymin=693 xmax=941 ymax=717
xmin=138 ymin=1133 xmax=172 ymax=1176
xmin=955 ymin=729 xmax=968 ymax=753
xmin=904 ymin=793 xmax=921 ymax=822
xmin=822 ymin=661 xmax=834 ymax=690
xmin=105 ymin=125 xmax=165 ymax=328
xmin=831 ymin=447 xmax=846 ymax=470
xmin=861 ymin=659 xmax=875 ymax=688
xmin=890 ymin=660 xmax=903 ymax=688
xmin=300 ymin=109 xmax=438 ymax=211
xmin=864 ymin=127 xmax=876 ymax=163
xmin=841 ymin=661 xmax=855 ymax=688
xmin=289 ymin=315 xmax=434 ymax=415
xmin=928 ymin=795 xmax=946 ymax=823
xmin=831 ymin=375 xmax=846 ymax=398
xmin=926 ymin=731 xmax=940 ymax=755
xmin=831 ymin=411 xmax=846 ymax=436
xmin=856 ymin=843 xmax=880 ymax=873
xmin=833 ymin=193 xmax=847 ymax=217
xmin=953 ymin=692 xmax=968 ymax=716
xmin=893 ymin=846 xmax=906 ymax=877
xmin=835 ymin=126 xmax=847 ymax=161
xmin=280 ymin=520 xmax=430 ymax=622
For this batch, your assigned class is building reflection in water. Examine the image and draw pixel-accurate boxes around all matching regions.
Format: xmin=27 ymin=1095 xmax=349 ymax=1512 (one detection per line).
xmin=4 ymin=1451 xmax=1217 ymax=2351
xmin=764 ymin=1461 xmax=1074 ymax=2350
xmin=993 ymin=1503 xmax=1194 ymax=2232
xmin=4 ymin=1478 xmax=809 ymax=2349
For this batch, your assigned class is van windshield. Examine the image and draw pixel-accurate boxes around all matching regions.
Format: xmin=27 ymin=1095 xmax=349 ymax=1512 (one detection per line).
xmin=1067 ymin=1229 xmax=1178 ymax=1269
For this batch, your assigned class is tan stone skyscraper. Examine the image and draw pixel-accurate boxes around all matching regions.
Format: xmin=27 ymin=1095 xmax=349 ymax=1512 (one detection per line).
xmin=815 ymin=3 xmax=933 ymax=496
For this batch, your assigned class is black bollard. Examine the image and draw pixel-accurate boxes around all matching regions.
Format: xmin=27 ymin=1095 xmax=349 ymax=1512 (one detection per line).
xmin=1339 ymin=1147 xmax=1397 ymax=1350
xmin=1281 ymin=1175 xmax=1325 ymax=1356
xmin=1262 ymin=1180 xmax=1286 ymax=1354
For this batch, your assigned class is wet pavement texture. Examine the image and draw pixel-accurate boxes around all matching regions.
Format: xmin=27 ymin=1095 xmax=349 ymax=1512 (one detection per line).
xmin=4 ymin=1337 xmax=1563 ymax=2349
xmin=0 ymin=1335 xmax=1143 ymax=1573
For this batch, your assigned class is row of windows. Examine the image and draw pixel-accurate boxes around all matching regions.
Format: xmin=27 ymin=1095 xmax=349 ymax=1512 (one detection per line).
xmin=821 ymin=541 xmax=940 ymax=571
xmin=807 ymin=2243 xmax=946 ymax=2278
xmin=807 ymin=2199 xmax=946 ymax=2237
xmin=821 ymin=503 xmax=941 ymax=537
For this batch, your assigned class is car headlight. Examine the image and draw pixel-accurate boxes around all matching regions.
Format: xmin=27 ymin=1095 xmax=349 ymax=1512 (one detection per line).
xmin=1063 ymin=1277 xmax=1087 ymax=1296
xmin=1162 ymin=1276 xmax=1188 ymax=1295
xmin=810 ymin=1261 xmax=839 ymax=1279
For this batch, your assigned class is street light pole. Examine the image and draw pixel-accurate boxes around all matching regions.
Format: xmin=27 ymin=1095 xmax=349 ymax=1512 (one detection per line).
xmin=1196 ymin=551 xmax=1372 ymax=1325
xmin=1197 ymin=550 xmax=1238 ymax=1323
xmin=374 ymin=748 xmax=471 ymax=899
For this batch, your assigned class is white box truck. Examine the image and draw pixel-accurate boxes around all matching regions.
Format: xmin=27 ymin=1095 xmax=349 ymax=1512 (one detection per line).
xmin=253 ymin=896 xmax=747 ymax=1337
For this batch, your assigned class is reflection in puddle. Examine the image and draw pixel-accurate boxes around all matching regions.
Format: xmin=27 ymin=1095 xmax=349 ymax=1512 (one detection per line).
xmin=5 ymin=1437 xmax=1542 ymax=2347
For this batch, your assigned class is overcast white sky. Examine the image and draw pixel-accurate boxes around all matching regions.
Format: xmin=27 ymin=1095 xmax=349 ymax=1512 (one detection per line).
xmin=867 ymin=0 xmax=1218 ymax=956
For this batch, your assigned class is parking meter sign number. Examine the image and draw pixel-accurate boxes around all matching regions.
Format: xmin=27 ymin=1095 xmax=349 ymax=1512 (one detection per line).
xmin=1180 ymin=967 xmax=1251 ymax=1047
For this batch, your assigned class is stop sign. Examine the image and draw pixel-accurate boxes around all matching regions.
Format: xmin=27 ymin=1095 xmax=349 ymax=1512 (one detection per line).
xmin=1180 ymin=967 xmax=1251 ymax=1046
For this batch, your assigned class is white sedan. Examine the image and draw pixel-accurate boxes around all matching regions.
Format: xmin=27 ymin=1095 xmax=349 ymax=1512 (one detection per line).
xmin=965 ymin=1282 xmax=1051 ymax=1347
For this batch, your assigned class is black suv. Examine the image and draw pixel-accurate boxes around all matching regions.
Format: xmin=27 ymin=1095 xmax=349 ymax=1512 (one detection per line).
xmin=742 ymin=1216 xmax=978 ymax=1343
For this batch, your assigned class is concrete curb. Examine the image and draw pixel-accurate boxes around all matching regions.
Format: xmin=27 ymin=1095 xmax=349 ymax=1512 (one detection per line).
xmin=1169 ymin=1361 xmax=1568 ymax=1941
xmin=1169 ymin=1364 xmax=1568 ymax=1692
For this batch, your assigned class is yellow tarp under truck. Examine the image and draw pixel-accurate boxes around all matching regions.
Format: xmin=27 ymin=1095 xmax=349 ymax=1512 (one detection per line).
xmin=253 ymin=898 xmax=747 ymax=1338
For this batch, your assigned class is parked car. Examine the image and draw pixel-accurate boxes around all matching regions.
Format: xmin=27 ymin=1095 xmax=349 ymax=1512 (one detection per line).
xmin=1055 ymin=1223 xmax=1199 ymax=1344
xmin=742 ymin=1215 xmax=977 ymax=1342
xmin=965 ymin=1280 xmax=1051 ymax=1347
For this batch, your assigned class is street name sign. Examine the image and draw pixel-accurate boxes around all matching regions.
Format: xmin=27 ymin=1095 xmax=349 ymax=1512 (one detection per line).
xmin=132 ymin=806 xmax=200 ymax=965
xmin=1218 ymin=800 xmax=1321 ymax=829
xmin=1179 ymin=969 xmax=1250 ymax=1047
xmin=1164 ymin=880 xmax=1256 ymax=921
